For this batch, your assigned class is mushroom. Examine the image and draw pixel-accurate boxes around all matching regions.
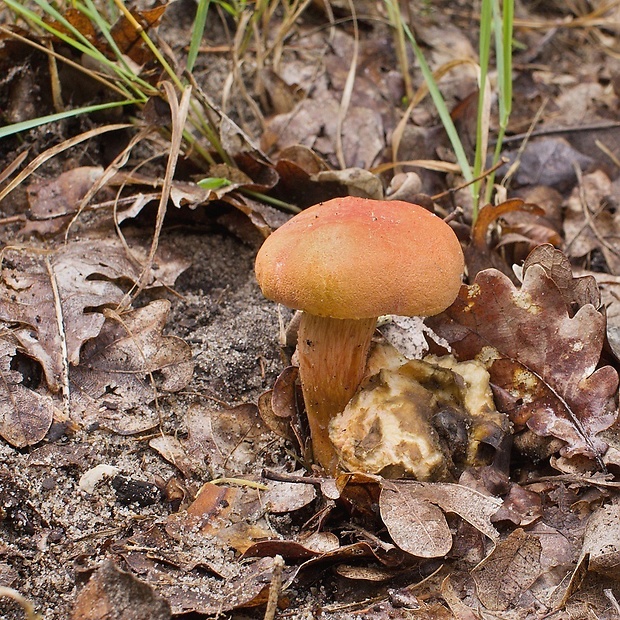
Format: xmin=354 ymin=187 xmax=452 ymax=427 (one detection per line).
xmin=255 ymin=196 xmax=464 ymax=474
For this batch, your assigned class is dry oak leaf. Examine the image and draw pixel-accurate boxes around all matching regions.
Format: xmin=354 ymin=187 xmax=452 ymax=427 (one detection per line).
xmin=0 ymin=335 xmax=56 ymax=447
xmin=70 ymin=300 xmax=193 ymax=432
xmin=472 ymin=528 xmax=543 ymax=612
xmin=72 ymin=559 xmax=171 ymax=620
xmin=0 ymin=240 xmax=187 ymax=395
xmin=0 ymin=242 xmax=138 ymax=392
xmin=427 ymin=263 xmax=619 ymax=461
xmin=579 ymin=501 xmax=620 ymax=580
xmin=380 ymin=481 xmax=501 ymax=558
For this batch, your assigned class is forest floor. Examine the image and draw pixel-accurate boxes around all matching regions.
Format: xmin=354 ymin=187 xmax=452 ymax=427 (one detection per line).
xmin=1 ymin=1 xmax=620 ymax=618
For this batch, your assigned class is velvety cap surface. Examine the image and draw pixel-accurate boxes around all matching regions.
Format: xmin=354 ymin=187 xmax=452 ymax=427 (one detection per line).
xmin=255 ymin=197 xmax=464 ymax=319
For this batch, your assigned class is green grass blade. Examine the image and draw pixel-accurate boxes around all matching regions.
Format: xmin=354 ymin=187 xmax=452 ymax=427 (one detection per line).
xmin=80 ymin=0 xmax=134 ymax=75
xmin=0 ymin=100 xmax=140 ymax=139
xmin=484 ymin=0 xmax=514 ymax=203
xmin=187 ymin=0 xmax=212 ymax=74
xmin=4 ymin=0 xmax=151 ymax=99
xmin=398 ymin=16 xmax=473 ymax=183
xmin=472 ymin=0 xmax=493 ymax=213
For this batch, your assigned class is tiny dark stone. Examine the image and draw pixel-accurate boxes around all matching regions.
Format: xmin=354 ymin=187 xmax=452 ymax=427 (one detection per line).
xmin=111 ymin=476 xmax=161 ymax=507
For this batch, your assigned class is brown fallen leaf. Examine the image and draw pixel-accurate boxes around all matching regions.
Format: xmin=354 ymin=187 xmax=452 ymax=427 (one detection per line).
xmin=0 ymin=334 xmax=57 ymax=447
xmin=379 ymin=481 xmax=501 ymax=559
xmin=70 ymin=300 xmax=193 ymax=432
xmin=472 ymin=528 xmax=543 ymax=612
xmin=24 ymin=166 xmax=106 ymax=235
xmin=466 ymin=199 xmax=546 ymax=280
xmin=0 ymin=239 xmax=187 ymax=395
xmin=580 ymin=502 xmax=620 ymax=580
xmin=125 ymin=553 xmax=280 ymax=616
xmin=261 ymin=479 xmax=317 ymax=513
xmin=428 ymin=256 xmax=619 ymax=462
xmin=523 ymin=244 xmax=601 ymax=314
xmin=72 ymin=560 xmax=171 ymax=620
xmin=380 ymin=486 xmax=452 ymax=558
xmin=564 ymin=170 xmax=620 ymax=276
xmin=120 ymin=523 xmax=285 ymax=615
xmin=174 ymin=403 xmax=276 ymax=478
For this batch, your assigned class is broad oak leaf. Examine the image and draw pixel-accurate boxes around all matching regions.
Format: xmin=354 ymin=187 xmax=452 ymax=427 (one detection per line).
xmin=70 ymin=300 xmax=193 ymax=432
xmin=0 ymin=239 xmax=188 ymax=394
xmin=427 ymin=264 xmax=619 ymax=461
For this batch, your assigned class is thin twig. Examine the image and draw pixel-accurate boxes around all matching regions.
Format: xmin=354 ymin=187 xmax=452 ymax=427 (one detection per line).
xmin=263 ymin=555 xmax=285 ymax=620
xmin=335 ymin=0 xmax=358 ymax=169
xmin=431 ymin=157 xmax=507 ymax=200
xmin=0 ymin=586 xmax=42 ymax=620
xmin=45 ymin=256 xmax=71 ymax=420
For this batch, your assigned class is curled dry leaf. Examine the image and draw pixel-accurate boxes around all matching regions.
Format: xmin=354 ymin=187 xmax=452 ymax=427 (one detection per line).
xmin=70 ymin=300 xmax=193 ymax=432
xmin=472 ymin=528 xmax=543 ymax=612
xmin=564 ymin=170 xmax=620 ymax=275
xmin=157 ymin=403 xmax=276 ymax=479
xmin=72 ymin=560 xmax=171 ymax=620
xmin=428 ymin=256 xmax=619 ymax=461
xmin=379 ymin=481 xmax=500 ymax=559
xmin=0 ymin=239 xmax=187 ymax=394
xmin=466 ymin=199 xmax=546 ymax=280
xmin=579 ymin=502 xmax=620 ymax=580
xmin=0 ymin=334 xmax=56 ymax=447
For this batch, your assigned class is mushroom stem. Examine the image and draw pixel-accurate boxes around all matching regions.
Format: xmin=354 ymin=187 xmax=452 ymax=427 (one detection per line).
xmin=297 ymin=313 xmax=377 ymax=474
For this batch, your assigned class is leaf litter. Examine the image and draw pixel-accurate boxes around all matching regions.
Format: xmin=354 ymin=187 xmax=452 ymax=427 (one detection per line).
xmin=2 ymin=1 xmax=620 ymax=619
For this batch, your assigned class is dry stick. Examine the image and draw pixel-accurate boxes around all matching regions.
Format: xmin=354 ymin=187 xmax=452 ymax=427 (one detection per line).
xmin=498 ymin=120 xmax=620 ymax=145
xmin=595 ymin=138 xmax=620 ymax=168
xmin=431 ymin=157 xmax=507 ymax=201
xmin=46 ymin=39 xmax=64 ymax=112
xmin=335 ymin=0 xmax=358 ymax=169
xmin=46 ymin=256 xmax=71 ymax=420
xmin=119 ymin=82 xmax=192 ymax=309
xmin=263 ymin=555 xmax=285 ymax=620
xmin=0 ymin=149 xmax=29 ymax=185
xmin=0 ymin=124 xmax=133 ymax=204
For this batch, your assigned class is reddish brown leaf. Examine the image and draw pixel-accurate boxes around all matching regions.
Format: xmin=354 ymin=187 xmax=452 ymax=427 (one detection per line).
xmin=466 ymin=199 xmax=545 ymax=279
xmin=428 ymin=260 xmax=619 ymax=461
xmin=0 ymin=335 xmax=55 ymax=447
xmin=72 ymin=560 xmax=171 ymax=620
xmin=110 ymin=5 xmax=167 ymax=64
xmin=523 ymin=244 xmax=600 ymax=314
xmin=472 ymin=528 xmax=542 ymax=611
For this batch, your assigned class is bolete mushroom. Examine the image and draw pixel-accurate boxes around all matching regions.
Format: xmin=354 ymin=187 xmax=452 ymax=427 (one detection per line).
xmin=255 ymin=196 xmax=464 ymax=474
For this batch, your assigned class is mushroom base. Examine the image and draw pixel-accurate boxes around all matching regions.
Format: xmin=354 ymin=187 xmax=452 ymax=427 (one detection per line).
xmin=297 ymin=313 xmax=376 ymax=475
